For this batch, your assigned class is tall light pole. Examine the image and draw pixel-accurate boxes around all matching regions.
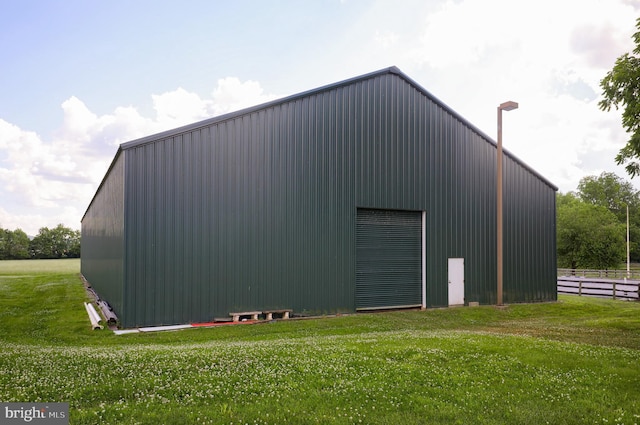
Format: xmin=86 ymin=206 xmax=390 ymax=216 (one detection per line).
xmin=497 ymin=101 xmax=518 ymax=306
xmin=627 ymin=204 xmax=630 ymax=278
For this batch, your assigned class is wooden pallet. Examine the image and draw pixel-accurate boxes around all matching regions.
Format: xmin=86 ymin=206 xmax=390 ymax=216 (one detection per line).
xmin=264 ymin=309 xmax=293 ymax=320
xmin=229 ymin=311 xmax=262 ymax=322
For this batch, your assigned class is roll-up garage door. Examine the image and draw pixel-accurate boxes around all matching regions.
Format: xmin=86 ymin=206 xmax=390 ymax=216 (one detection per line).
xmin=356 ymin=208 xmax=422 ymax=310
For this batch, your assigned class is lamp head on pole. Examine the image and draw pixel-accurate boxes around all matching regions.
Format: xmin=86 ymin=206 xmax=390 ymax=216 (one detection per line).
xmin=499 ymin=101 xmax=519 ymax=111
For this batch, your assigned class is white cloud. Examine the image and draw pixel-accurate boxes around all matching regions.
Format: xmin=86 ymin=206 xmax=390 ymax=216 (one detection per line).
xmin=152 ymin=87 xmax=212 ymax=127
xmin=211 ymin=77 xmax=278 ymax=116
xmin=60 ymin=96 xmax=99 ymax=145
xmin=374 ymin=30 xmax=399 ymax=48
xmin=417 ymin=0 xmax=521 ymax=68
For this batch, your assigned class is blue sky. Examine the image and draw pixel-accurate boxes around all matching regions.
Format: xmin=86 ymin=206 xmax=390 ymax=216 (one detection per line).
xmin=0 ymin=0 xmax=638 ymax=234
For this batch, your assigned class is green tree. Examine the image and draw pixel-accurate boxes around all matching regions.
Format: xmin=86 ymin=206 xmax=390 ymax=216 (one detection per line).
xmin=30 ymin=227 xmax=54 ymax=259
xmin=8 ymin=229 xmax=30 ymax=259
xmin=576 ymin=172 xmax=640 ymax=261
xmin=577 ymin=172 xmax=638 ymax=216
xmin=30 ymin=224 xmax=81 ymax=259
xmin=600 ymin=17 xmax=640 ymax=177
xmin=0 ymin=228 xmax=9 ymax=260
xmin=557 ymin=193 xmax=625 ymax=269
xmin=556 ymin=191 xmax=578 ymax=208
xmin=0 ymin=228 xmax=30 ymax=260
xmin=66 ymin=229 xmax=81 ymax=258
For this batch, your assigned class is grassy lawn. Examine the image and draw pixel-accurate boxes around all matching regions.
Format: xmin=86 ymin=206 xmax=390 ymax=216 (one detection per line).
xmin=0 ymin=258 xmax=81 ymax=275
xmin=0 ymin=260 xmax=639 ymax=424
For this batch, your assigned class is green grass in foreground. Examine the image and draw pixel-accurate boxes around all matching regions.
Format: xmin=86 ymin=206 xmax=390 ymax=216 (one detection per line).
xmin=0 ymin=260 xmax=639 ymax=424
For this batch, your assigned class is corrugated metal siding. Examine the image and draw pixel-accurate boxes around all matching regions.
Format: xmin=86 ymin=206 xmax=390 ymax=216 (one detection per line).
xmin=503 ymin=158 xmax=558 ymax=303
xmin=123 ymin=98 xmax=358 ymax=326
xmin=91 ymin=68 xmax=557 ymax=327
xmin=81 ymin=152 xmax=125 ymax=317
xmin=356 ymin=209 xmax=422 ymax=309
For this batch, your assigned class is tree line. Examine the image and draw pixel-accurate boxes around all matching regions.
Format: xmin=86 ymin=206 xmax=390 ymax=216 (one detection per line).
xmin=0 ymin=224 xmax=80 ymax=260
xmin=557 ymin=172 xmax=638 ymax=270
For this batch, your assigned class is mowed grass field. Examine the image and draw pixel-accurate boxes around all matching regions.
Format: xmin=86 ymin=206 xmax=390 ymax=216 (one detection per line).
xmin=0 ymin=260 xmax=639 ymax=424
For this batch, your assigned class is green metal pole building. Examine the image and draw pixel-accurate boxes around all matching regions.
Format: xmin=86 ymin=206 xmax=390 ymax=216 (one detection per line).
xmin=81 ymin=67 xmax=557 ymax=328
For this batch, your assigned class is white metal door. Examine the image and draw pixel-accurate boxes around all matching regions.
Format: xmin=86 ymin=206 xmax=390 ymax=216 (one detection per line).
xmin=448 ymin=258 xmax=464 ymax=306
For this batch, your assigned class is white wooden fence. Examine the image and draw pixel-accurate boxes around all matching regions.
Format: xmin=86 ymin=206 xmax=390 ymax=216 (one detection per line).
xmin=557 ymin=270 xmax=640 ymax=301
xmin=557 ymin=268 xmax=640 ymax=279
